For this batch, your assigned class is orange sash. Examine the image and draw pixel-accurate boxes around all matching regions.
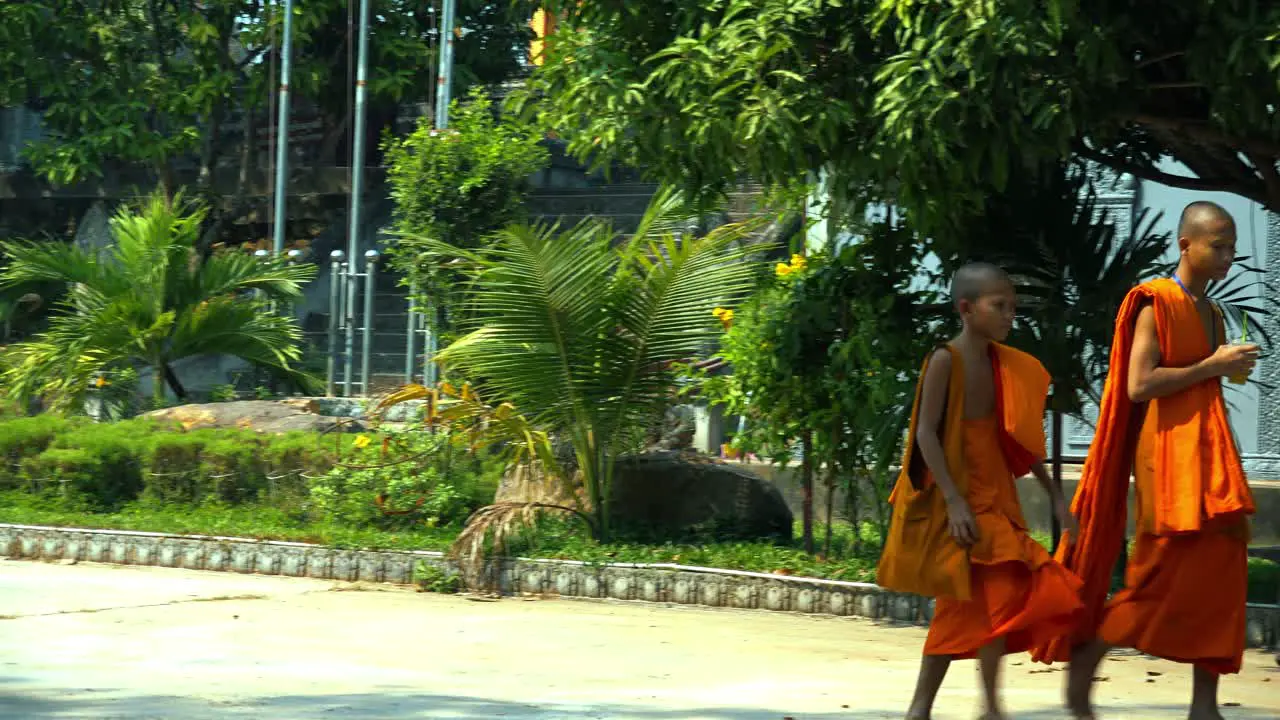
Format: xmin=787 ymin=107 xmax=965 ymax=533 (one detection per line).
xmin=877 ymin=343 xmax=1049 ymax=601
xmin=1030 ymin=278 xmax=1254 ymax=663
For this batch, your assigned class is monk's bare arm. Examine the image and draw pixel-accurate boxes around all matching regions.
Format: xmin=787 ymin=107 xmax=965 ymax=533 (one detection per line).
xmin=1127 ymin=305 xmax=1242 ymax=402
xmin=916 ymin=349 xmax=979 ymax=546
xmin=916 ymin=349 xmax=961 ymax=501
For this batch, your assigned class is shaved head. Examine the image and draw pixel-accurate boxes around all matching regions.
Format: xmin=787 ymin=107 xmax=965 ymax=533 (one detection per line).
xmin=1178 ymin=201 xmax=1235 ymax=239
xmin=950 ymin=262 xmax=1012 ymax=306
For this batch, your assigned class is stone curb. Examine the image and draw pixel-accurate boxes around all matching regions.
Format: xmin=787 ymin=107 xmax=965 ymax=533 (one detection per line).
xmin=1 ymin=523 xmax=1276 ymax=649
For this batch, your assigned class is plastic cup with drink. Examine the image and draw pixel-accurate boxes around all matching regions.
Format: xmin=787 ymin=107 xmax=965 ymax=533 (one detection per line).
xmin=1227 ymin=311 xmax=1253 ymax=385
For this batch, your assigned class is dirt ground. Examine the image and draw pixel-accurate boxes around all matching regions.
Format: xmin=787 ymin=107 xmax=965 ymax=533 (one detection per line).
xmin=1 ymin=560 xmax=1276 ymax=719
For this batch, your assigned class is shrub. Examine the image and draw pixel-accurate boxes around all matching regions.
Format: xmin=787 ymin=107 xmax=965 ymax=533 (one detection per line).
xmin=21 ymin=421 xmax=147 ymax=510
xmin=197 ymin=433 xmax=268 ymax=504
xmin=1248 ymin=557 xmax=1280 ymax=604
xmin=308 ymin=430 xmax=501 ymax=530
xmin=0 ymin=415 xmax=76 ymax=488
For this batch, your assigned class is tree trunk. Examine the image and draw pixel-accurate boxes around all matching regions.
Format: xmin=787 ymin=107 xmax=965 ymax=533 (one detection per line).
xmin=152 ymin=363 xmax=166 ymax=409
xmin=163 ymin=363 xmax=188 ymax=401
xmin=801 ymin=431 xmax=814 ymax=554
xmin=1051 ymin=409 xmax=1064 ymax=554
xmin=822 ymin=461 xmax=835 ymax=559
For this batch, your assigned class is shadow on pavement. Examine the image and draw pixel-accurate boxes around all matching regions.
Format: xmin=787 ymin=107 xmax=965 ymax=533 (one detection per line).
xmin=0 ymin=688 xmax=1277 ymax=720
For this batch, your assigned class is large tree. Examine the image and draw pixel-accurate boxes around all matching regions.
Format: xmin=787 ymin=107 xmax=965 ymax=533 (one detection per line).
xmin=525 ymin=1 xmax=1280 ymax=228
xmin=0 ymin=0 xmax=536 ymax=242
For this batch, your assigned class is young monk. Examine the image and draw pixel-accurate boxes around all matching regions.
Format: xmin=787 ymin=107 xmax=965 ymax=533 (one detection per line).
xmin=1030 ymin=201 xmax=1259 ymax=719
xmin=878 ymin=262 xmax=1083 ymax=720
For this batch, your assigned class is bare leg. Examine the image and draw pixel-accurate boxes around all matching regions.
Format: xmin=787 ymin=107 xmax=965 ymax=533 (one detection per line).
xmin=976 ymin=636 xmax=1008 ymax=719
xmin=905 ymin=654 xmax=952 ymax=720
xmin=1188 ymin=665 xmax=1224 ymax=720
xmin=1066 ymin=639 xmax=1110 ymax=719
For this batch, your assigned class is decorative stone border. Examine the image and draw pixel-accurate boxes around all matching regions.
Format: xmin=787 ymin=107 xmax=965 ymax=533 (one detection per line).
xmin=1 ymin=523 xmax=1276 ymax=650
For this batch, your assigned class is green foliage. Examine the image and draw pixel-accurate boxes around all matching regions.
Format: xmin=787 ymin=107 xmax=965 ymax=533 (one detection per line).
xmin=0 ymin=0 xmax=537 ymax=195
xmin=1248 ymin=557 xmax=1280 ymax=604
xmin=20 ymin=420 xmax=151 ymax=510
xmin=0 ymin=192 xmax=316 ymax=411
xmin=384 ymin=88 xmax=550 ymax=288
xmin=414 ymin=560 xmax=462 ymax=594
xmin=310 ymin=430 xmax=500 ymax=531
xmin=210 ymin=384 xmax=239 ymax=403
xmin=0 ymin=416 xmax=502 ymax=533
xmin=526 ymin=1 xmax=1280 ymax=230
xmin=695 ymin=219 xmax=942 ymax=551
xmin=412 ymin=189 xmax=771 ymax=540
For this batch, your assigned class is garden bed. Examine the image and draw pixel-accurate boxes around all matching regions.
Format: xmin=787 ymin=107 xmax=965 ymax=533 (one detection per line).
xmin=0 ymin=415 xmax=1275 ymax=602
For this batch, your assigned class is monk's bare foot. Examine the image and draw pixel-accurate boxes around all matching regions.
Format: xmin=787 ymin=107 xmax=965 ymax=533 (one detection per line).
xmin=1186 ymin=706 xmax=1224 ymax=720
xmin=904 ymin=708 xmax=930 ymax=720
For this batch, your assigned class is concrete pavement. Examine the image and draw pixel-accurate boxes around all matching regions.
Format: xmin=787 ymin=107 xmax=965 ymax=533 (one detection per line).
xmin=0 ymin=560 xmax=1276 ymax=719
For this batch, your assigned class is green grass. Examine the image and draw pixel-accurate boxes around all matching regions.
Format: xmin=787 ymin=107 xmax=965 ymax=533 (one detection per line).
xmin=0 ymin=491 xmax=459 ymax=552
xmin=0 ymin=491 xmax=883 ymax=582
xmin=7 ymin=491 xmax=1269 ymax=600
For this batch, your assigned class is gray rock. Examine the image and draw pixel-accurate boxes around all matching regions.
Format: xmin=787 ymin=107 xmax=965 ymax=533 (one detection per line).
xmin=495 ymin=451 xmax=793 ymax=543
xmin=143 ymin=400 xmax=363 ymax=434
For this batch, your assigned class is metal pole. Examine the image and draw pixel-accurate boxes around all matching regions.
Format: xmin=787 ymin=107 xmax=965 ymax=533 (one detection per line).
xmin=344 ymin=0 xmax=374 ymax=397
xmin=434 ymin=0 xmax=457 ymax=130
xmin=405 ymin=277 xmax=418 ymax=384
xmin=326 ymin=251 xmax=345 ymax=397
xmin=253 ymin=249 xmax=270 ymax=303
xmin=271 ymin=0 xmax=295 ymax=255
xmin=361 ymin=250 xmax=380 ymax=397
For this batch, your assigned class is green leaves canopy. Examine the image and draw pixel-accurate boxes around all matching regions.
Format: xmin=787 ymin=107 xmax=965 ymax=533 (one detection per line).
xmin=526 ymin=1 xmax=1280 ymax=230
xmin=384 ymin=89 xmax=550 ymax=283
xmin=0 ymin=193 xmax=316 ymax=410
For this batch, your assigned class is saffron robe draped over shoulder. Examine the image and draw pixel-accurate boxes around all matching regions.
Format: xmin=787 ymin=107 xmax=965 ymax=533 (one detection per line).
xmin=877 ymin=343 xmax=1052 ymax=601
xmin=1030 ymin=278 xmax=1255 ymax=672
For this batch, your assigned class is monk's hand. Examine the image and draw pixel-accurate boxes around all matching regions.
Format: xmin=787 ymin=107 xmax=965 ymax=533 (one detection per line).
xmin=943 ymin=493 xmax=979 ymax=548
xmin=1208 ymin=342 xmax=1260 ymax=377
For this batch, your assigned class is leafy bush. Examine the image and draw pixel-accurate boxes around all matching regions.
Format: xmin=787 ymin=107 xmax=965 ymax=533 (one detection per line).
xmin=309 ymin=430 xmax=500 ymax=530
xmin=1248 ymin=557 xmax=1280 ymax=604
xmin=0 ymin=415 xmax=76 ymax=488
xmin=20 ymin=421 xmax=149 ymax=510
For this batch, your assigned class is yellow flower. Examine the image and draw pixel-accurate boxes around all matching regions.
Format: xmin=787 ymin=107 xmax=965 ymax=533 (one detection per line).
xmin=713 ymin=307 xmax=734 ymax=329
xmin=94 ymin=376 xmax=109 ymax=388
xmin=353 ymin=434 xmax=372 ymax=449
xmin=775 ymin=262 xmax=793 ymax=277
xmin=790 ymin=253 xmax=807 ymax=269
xmin=712 ymin=307 xmax=727 ymax=319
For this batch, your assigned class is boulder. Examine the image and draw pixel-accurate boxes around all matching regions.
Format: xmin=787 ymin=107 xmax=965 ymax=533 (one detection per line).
xmin=143 ymin=400 xmax=364 ymax=434
xmin=495 ymin=451 xmax=793 ymax=543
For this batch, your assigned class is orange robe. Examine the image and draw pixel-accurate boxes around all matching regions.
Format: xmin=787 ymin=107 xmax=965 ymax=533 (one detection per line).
xmin=878 ymin=343 xmax=1083 ymax=657
xmin=1030 ymin=278 xmax=1255 ymax=674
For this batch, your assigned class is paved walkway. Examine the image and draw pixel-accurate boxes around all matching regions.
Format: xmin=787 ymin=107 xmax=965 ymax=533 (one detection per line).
xmin=0 ymin=560 xmax=1276 ymax=719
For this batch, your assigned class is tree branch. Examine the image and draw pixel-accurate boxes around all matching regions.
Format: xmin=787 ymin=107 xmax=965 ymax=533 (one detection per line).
xmin=1074 ymin=143 xmax=1263 ymax=200
xmin=1247 ymin=151 xmax=1280 ymax=211
xmin=1146 ymin=82 xmax=1204 ymax=90
xmin=1135 ymin=50 xmax=1185 ymax=70
xmin=1124 ymin=113 xmax=1280 ymax=158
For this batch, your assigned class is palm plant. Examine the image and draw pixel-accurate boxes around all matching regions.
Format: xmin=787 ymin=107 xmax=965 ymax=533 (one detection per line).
xmin=399 ymin=187 xmax=769 ymax=542
xmin=0 ymin=192 xmax=317 ymax=411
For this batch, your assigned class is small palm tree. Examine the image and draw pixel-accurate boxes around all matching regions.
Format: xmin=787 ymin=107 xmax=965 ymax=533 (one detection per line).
xmin=401 ymin=187 xmax=768 ymax=542
xmin=0 ymin=192 xmax=317 ymax=411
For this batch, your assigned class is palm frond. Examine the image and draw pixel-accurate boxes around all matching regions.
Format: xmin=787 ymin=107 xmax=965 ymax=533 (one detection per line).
xmin=449 ymin=502 xmax=593 ymax=592
xmin=193 ymin=252 xmax=316 ymax=305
